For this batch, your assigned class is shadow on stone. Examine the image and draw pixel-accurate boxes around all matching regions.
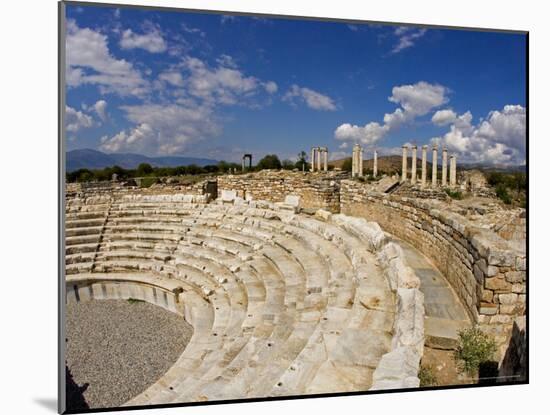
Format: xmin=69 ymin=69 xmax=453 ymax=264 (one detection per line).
xmin=498 ymin=317 xmax=527 ymax=383
xmin=66 ymin=365 xmax=89 ymax=411
xmin=478 ymin=361 xmax=499 ymax=385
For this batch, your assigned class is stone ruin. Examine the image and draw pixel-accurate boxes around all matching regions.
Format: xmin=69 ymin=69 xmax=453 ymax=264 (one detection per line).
xmin=65 ymin=158 xmax=526 ymax=405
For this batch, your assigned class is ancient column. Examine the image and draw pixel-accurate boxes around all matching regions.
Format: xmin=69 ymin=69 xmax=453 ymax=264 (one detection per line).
xmin=310 ymin=147 xmax=316 ymax=172
xmin=352 ymin=144 xmax=359 ymax=177
xmin=401 ymin=145 xmax=408 ymax=183
xmin=442 ymin=148 xmax=448 ymax=186
xmin=323 ymin=147 xmax=328 ymax=172
xmin=432 ymin=145 xmax=438 ymax=187
xmin=358 ymin=146 xmax=364 ymax=177
xmin=316 ymin=147 xmax=322 ymax=171
xmin=373 ymin=150 xmax=378 ymax=178
xmin=450 ymin=155 xmax=457 ymax=188
xmin=351 ymin=146 xmax=355 ymax=177
xmin=242 ymin=157 xmax=246 ymax=172
xmin=421 ymin=145 xmax=427 ymax=187
xmin=411 ymin=145 xmax=417 ymax=185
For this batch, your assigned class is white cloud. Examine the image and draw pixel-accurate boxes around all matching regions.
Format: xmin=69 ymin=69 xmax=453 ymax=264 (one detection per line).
xmin=216 ymin=54 xmax=237 ymax=68
xmin=334 ymin=122 xmax=389 ymax=145
xmin=283 ymin=84 xmax=337 ymax=111
xmin=388 ymin=81 xmax=448 ymax=116
xmin=66 ymin=105 xmax=93 ymax=132
xmin=181 ymin=22 xmax=206 ymax=38
xmin=431 ymin=105 xmax=526 ymax=165
xmin=391 ymin=26 xmax=427 ymax=54
xmin=159 ymin=71 xmax=184 ymax=86
xmin=335 ymin=81 xmax=448 ymax=144
xmin=100 ymin=103 xmax=221 ymax=155
xmin=66 ymin=20 xmax=149 ymax=96
xmin=432 ymin=109 xmax=457 ymax=126
xmin=119 ymin=28 xmax=167 ymax=53
xmin=181 ymin=56 xmax=269 ymax=106
xmin=264 ymin=81 xmax=278 ymax=94
xmin=93 ymin=100 xmax=108 ymax=122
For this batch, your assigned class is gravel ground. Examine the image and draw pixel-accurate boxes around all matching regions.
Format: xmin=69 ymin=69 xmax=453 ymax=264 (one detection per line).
xmin=65 ymin=299 xmax=193 ymax=410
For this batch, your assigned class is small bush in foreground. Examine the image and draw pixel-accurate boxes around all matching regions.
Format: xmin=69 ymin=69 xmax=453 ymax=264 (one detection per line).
xmin=419 ymin=364 xmax=438 ymax=387
xmin=454 ymin=326 xmax=497 ymax=377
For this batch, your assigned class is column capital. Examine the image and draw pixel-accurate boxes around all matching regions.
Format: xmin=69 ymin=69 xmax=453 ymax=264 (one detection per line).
xmin=422 ymin=144 xmax=428 ymax=149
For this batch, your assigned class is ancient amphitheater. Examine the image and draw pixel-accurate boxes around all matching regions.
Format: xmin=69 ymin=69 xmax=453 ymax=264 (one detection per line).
xmin=64 ymin=155 xmax=527 ymax=408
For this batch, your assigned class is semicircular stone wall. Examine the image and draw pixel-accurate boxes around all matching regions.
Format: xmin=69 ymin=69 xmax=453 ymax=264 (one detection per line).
xmin=339 ymin=180 xmax=526 ymax=348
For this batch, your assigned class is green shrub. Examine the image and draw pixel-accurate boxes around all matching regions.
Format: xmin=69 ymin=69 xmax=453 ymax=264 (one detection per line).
xmin=454 ymin=326 xmax=497 ymax=376
xmin=139 ymin=177 xmax=158 ymax=188
xmin=419 ymin=365 xmax=438 ymax=387
xmin=495 ymin=184 xmax=512 ymax=204
xmin=127 ymin=298 xmax=145 ymax=304
xmin=444 ymin=188 xmax=463 ymax=200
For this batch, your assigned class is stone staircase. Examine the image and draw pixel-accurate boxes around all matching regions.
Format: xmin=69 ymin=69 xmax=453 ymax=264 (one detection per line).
xmin=389 ymin=237 xmax=471 ymax=349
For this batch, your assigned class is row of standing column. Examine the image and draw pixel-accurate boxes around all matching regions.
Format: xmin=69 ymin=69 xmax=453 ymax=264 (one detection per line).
xmin=310 ymin=147 xmax=329 ymax=172
xmin=352 ymin=144 xmax=378 ymax=178
xmin=402 ymin=145 xmax=457 ymax=187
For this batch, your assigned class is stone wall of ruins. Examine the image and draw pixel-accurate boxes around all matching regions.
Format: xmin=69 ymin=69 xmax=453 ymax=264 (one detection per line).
xmin=67 ymin=179 xmax=213 ymax=197
xmin=339 ymin=180 xmax=526 ymax=341
xmin=217 ymin=171 xmax=345 ymax=212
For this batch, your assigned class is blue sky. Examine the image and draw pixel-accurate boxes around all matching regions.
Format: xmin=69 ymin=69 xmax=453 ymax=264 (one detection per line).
xmin=65 ymin=4 xmax=527 ymax=165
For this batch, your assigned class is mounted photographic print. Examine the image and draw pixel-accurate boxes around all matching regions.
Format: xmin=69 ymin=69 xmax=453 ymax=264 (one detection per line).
xmin=59 ymin=1 xmax=528 ymax=413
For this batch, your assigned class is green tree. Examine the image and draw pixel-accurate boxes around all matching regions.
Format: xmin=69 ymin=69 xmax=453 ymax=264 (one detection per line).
xmin=256 ymin=154 xmax=282 ymax=170
xmin=282 ymin=159 xmax=295 ymax=170
xmin=341 ymin=158 xmax=352 ymax=172
xmin=186 ymin=164 xmax=203 ymax=175
xmin=217 ymin=160 xmax=230 ymax=173
xmin=137 ymin=163 xmax=154 ymax=176
xmin=295 ymin=151 xmax=308 ymax=171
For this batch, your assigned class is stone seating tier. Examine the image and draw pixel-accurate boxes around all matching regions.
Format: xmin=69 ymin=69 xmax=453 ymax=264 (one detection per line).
xmin=65 ymin=191 xmax=425 ymax=404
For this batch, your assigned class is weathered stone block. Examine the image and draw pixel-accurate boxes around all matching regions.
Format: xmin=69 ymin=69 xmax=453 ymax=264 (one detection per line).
xmin=479 ymin=303 xmax=498 ymax=315
xmin=489 ymin=315 xmax=512 ymax=324
xmin=499 ymin=304 xmax=518 ymax=315
xmin=487 ymin=248 xmax=516 ymax=267
xmin=516 ymin=256 xmax=526 ymax=271
xmin=512 ymin=283 xmax=525 ymax=294
xmin=505 ymin=271 xmax=525 ymax=283
xmin=485 ymin=276 xmax=512 ymax=292
xmin=315 ymin=209 xmax=332 ymax=221
xmin=221 ymin=189 xmax=237 ymax=202
xmin=481 ymin=289 xmax=494 ymax=303
xmin=284 ymin=194 xmax=300 ymax=207
xmin=497 ymin=293 xmax=518 ymax=305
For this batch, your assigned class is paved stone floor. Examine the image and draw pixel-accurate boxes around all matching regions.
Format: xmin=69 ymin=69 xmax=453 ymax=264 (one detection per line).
xmin=388 ymin=236 xmax=470 ymax=349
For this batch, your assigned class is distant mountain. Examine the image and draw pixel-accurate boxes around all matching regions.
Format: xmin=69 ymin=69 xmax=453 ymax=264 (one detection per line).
xmin=458 ymin=163 xmax=526 ymax=173
xmin=66 ymin=149 xmax=218 ymax=172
